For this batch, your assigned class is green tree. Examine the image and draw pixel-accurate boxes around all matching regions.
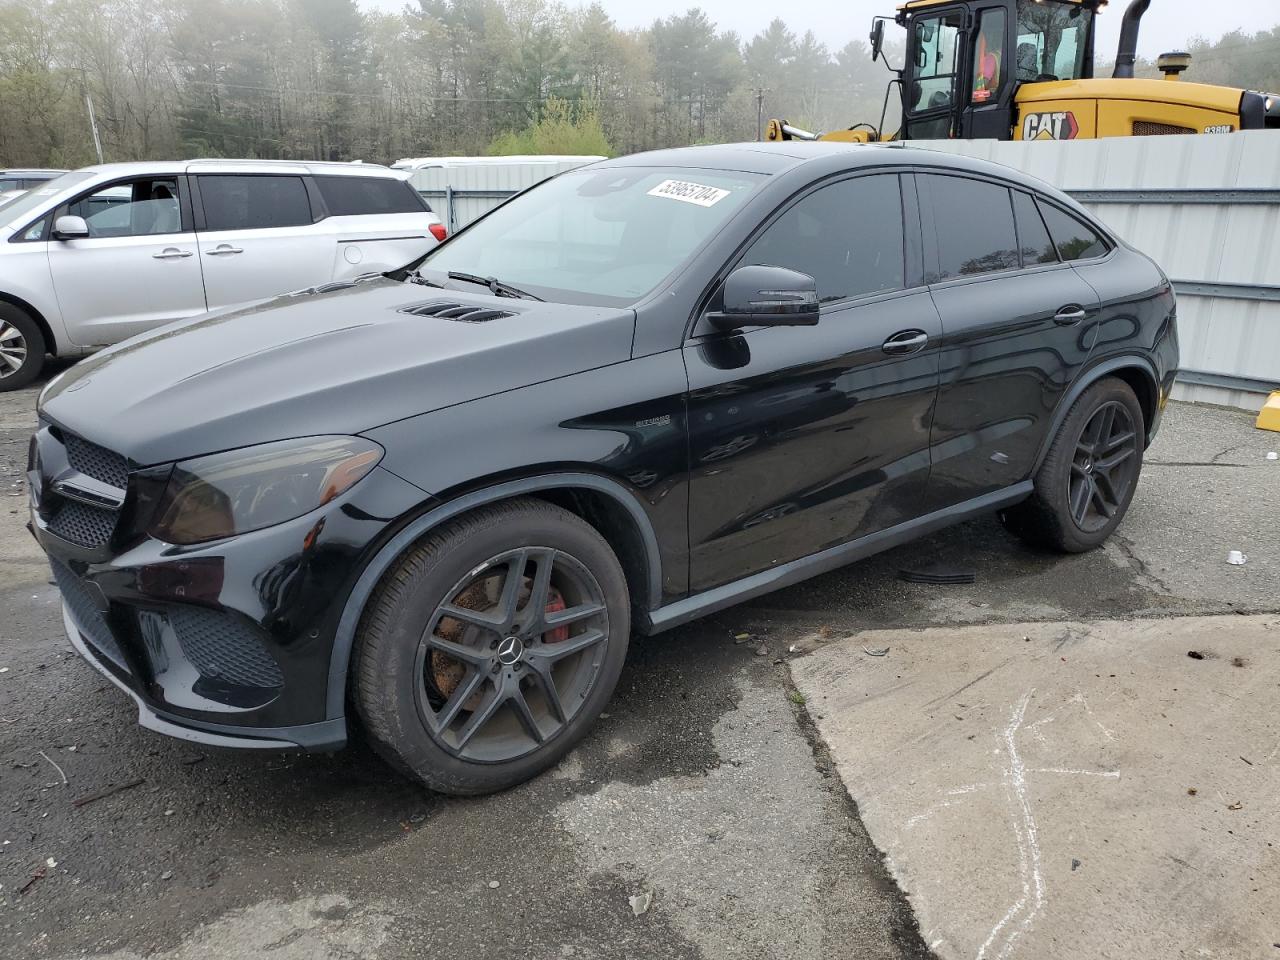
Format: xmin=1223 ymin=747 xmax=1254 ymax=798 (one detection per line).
xmin=486 ymin=95 xmax=611 ymax=155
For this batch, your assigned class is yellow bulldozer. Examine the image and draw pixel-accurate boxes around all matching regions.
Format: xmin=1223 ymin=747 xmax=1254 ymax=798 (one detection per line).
xmin=767 ymin=0 xmax=1280 ymax=143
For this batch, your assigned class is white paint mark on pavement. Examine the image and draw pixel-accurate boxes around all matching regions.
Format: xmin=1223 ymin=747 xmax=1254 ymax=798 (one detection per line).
xmin=977 ymin=690 xmax=1044 ymax=960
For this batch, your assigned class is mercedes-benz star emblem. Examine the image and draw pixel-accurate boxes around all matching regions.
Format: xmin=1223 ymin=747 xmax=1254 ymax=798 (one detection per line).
xmin=497 ymin=636 xmax=524 ymax=665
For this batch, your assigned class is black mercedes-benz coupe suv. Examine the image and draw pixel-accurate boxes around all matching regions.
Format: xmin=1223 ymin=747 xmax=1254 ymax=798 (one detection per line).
xmin=30 ymin=142 xmax=1178 ymax=793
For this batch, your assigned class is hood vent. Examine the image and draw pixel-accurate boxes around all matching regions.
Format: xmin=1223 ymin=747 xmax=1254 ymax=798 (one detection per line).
xmin=400 ymin=300 xmax=516 ymax=323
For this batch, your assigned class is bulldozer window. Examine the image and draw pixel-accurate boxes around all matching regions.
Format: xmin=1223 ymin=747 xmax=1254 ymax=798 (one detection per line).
xmin=1015 ymin=0 xmax=1093 ymax=82
xmin=971 ymin=8 xmax=1007 ymax=104
xmin=910 ymin=11 xmax=963 ymax=114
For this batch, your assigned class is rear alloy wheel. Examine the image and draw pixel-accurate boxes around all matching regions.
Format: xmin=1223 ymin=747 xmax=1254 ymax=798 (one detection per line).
xmin=0 ymin=305 xmax=46 ymax=391
xmin=354 ymin=498 xmax=629 ymax=794
xmin=1066 ymin=400 xmax=1141 ymax=535
xmin=1002 ymin=377 xmax=1145 ymax=553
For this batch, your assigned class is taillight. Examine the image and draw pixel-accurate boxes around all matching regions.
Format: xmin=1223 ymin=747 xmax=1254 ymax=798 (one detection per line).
xmin=429 ymin=223 xmax=447 ymax=242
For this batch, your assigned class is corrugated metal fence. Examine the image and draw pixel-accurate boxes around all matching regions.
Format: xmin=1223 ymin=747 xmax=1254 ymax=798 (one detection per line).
xmin=420 ymin=136 xmax=1280 ymax=410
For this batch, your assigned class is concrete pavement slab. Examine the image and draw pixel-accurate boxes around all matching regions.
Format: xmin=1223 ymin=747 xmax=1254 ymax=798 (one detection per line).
xmin=790 ymin=615 xmax=1280 ymax=960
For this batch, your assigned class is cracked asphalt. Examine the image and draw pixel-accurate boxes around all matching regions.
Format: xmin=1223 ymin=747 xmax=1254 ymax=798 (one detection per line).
xmin=2 ymin=360 xmax=1276 ymax=959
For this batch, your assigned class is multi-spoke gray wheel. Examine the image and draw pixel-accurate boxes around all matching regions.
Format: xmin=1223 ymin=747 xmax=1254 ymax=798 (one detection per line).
xmin=1003 ymin=377 xmax=1145 ymax=553
xmin=416 ymin=546 xmax=609 ymax=763
xmin=0 ymin=305 xmax=45 ymax=391
xmin=1067 ymin=400 xmax=1139 ymax=534
xmin=354 ymin=498 xmax=629 ymax=794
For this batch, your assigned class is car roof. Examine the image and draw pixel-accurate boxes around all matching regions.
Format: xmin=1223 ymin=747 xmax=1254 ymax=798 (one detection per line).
xmin=0 ymin=168 xmax=68 ymax=176
xmin=71 ymin=159 xmax=405 ymax=179
xmin=593 ymin=141 xmax=1064 ymax=195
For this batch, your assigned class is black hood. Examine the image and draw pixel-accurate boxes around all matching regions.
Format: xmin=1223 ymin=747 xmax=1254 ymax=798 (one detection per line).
xmin=39 ymin=278 xmax=635 ymax=466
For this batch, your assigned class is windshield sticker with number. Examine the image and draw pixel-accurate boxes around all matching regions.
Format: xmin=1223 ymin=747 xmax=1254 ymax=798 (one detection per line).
xmin=647 ymin=179 xmax=731 ymax=207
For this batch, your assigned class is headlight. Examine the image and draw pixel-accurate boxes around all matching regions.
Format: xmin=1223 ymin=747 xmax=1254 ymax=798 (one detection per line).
xmin=149 ymin=436 xmax=383 ymax=545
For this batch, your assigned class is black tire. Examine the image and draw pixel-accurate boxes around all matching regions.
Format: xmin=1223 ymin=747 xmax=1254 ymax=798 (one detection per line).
xmin=1003 ymin=377 xmax=1145 ymax=553
xmin=353 ymin=497 xmax=630 ymax=795
xmin=0 ymin=303 xmax=46 ymax=391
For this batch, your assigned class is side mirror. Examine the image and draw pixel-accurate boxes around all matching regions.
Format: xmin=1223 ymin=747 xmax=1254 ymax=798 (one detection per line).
xmin=707 ymin=264 xmax=820 ymax=332
xmin=53 ymin=215 xmax=89 ymax=240
xmin=870 ymin=19 xmax=885 ymax=63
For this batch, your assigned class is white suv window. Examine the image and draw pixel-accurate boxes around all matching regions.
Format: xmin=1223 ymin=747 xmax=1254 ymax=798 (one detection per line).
xmin=314 ymin=175 xmax=426 ymax=216
xmin=198 ymin=175 xmax=312 ymax=231
xmin=67 ymin=179 xmax=183 ymax=238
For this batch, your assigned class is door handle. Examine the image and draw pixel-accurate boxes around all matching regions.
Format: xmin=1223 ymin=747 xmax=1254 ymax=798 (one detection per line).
xmin=882 ymin=330 xmax=929 ymax=356
xmin=1054 ymin=305 xmax=1088 ymax=326
xmin=205 ymin=244 xmax=243 ymax=256
xmin=153 ymin=248 xmax=193 ymax=259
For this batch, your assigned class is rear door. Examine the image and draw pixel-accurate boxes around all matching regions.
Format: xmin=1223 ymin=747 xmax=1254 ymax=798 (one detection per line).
xmin=46 ymin=175 xmax=207 ymax=346
xmin=684 ymin=172 xmax=943 ymax=592
xmin=192 ymin=172 xmax=334 ymax=308
xmin=919 ymin=172 xmax=1100 ymax=508
xmin=312 ymin=174 xmax=439 ymax=278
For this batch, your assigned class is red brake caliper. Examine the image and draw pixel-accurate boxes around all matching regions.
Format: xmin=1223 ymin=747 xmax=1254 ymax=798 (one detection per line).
xmin=544 ymin=587 xmax=569 ymax=644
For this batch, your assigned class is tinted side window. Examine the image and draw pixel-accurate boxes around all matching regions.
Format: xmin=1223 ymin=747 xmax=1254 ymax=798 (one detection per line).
xmin=923 ymin=174 xmax=1019 ymax=279
xmin=199 ymin=175 xmax=311 ymax=231
xmin=1037 ymin=201 xmax=1109 ymax=261
xmin=1012 ymin=190 xmax=1058 ymax=265
xmin=314 ymin=176 xmax=426 ymax=216
xmin=740 ymin=175 xmax=905 ymax=303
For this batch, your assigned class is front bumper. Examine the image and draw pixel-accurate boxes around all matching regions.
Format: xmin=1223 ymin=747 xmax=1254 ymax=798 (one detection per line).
xmin=62 ymin=603 xmax=346 ymax=750
xmin=31 ymin=426 xmax=428 ymax=750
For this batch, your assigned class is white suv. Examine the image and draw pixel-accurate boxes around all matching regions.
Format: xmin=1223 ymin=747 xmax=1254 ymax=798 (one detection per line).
xmin=0 ymin=159 xmax=445 ymax=389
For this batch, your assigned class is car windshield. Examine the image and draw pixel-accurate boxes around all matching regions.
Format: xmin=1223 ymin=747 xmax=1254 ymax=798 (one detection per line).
xmin=418 ymin=166 xmax=765 ymax=306
xmin=1015 ymin=0 xmax=1093 ymax=82
xmin=0 ymin=172 xmax=93 ymax=230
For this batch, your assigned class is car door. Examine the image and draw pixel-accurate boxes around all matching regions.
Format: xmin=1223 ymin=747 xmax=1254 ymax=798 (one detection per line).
xmin=684 ymin=173 xmax=943 ymax=593
xmin=918 ymin=173 xmax=1101 ymax=509
xmin=45 ymin=175 xmax=207 ymax=347
xmin=192 ymin=172 xmax=335 ymax=308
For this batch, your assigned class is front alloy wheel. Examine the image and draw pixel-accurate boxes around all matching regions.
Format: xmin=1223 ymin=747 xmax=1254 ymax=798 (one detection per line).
xmin=354 ymin=498 xmax=629 ymax=795
xmin=416 ymin=546 xmax=609 ymax=763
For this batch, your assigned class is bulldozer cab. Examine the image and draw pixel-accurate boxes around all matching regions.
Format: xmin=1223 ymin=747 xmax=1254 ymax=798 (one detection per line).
xmin=895 ymin=0 xmax=1099 ymax=140
xmin=768 ymin=0 xmax=1277 ymax=143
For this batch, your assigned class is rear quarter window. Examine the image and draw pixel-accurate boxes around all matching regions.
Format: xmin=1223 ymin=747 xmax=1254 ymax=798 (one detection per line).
xmin=314 ymin=176 xmax=427 ymax=216
xmin=1012 ymin=190 xmax=1058 ymax=265
xmin=1037 ymin=201 xmax=1110 ymax=261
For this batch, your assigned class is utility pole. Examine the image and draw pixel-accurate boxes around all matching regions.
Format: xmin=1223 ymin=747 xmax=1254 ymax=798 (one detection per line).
xmin=85 ymin=93 xmax=104 ymax=164
xmin=755 ymin=87 xmax=766 ymax=141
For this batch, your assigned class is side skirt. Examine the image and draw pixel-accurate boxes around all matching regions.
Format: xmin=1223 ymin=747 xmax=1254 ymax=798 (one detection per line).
xmin=642 ymin=481 xmax=1033 ymax=634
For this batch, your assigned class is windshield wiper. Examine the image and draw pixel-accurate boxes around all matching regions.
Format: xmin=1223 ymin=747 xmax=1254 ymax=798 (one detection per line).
xmin=447 ymin=271 xmax=542 ymax=301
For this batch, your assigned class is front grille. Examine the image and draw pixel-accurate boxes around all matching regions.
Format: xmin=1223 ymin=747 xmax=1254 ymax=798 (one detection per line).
xmin=62 ymin=433 xmax=129 ymax=490
xmin=171 ymin=606 xmax=284 ymax=689
xmin=50 ymin=559 xmax=129 ymax=672
xmin=49 ymin=500 xmax=118 ymax=548
xmin=1133 ymin=121 xmax=1194 ymax=136
xmin=401 ymin=300 xmax=516 ymax=323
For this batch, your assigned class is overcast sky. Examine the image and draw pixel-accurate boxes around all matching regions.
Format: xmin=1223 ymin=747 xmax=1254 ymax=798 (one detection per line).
xmin=359 ymin=0 xmax=1272 ymax=60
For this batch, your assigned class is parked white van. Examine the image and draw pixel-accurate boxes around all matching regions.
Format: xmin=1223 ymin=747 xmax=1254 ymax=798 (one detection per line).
xmin=0 ymin=159 xmax=445 ymax=389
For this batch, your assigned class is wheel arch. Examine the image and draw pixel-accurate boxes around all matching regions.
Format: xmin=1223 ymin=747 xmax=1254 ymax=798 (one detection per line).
xmin=1034 ymin=356 xmax=1159 ymax=473
xmin=0 ymin=291 xmax=58 ymax=357
xmin=324 ymin=471 xmax=663 ymax=721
